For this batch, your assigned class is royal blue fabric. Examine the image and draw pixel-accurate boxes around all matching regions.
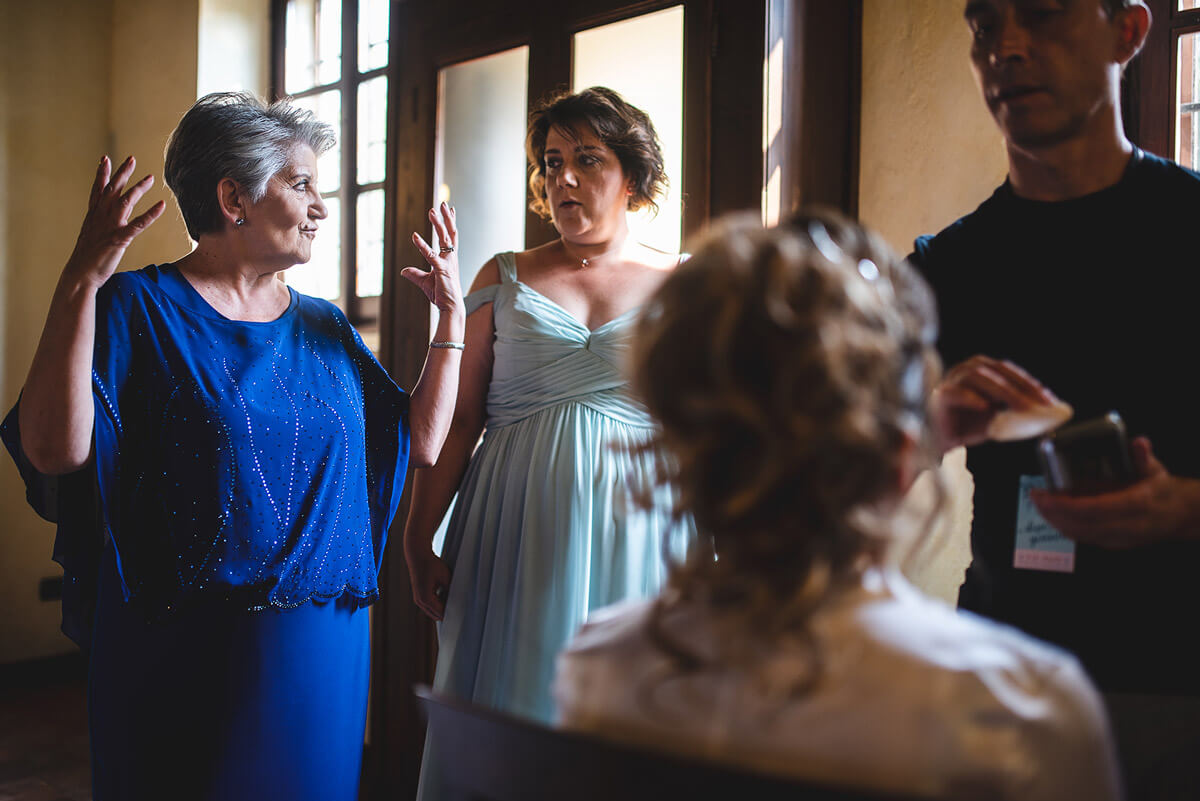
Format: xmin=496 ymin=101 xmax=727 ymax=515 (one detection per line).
xmin=2 ymin=264 xmax=410 ymax=800
xmin=88 ymin=545 xmax=371 ymax=801
xmin=2 ymin=264 xmax=409 ymax=641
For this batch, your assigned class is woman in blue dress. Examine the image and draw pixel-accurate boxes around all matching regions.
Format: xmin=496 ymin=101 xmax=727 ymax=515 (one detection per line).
xmin=2 ymin=92 xmax=464 ymax=801
xmin=404 ymin=87 xmax=690 ymax=797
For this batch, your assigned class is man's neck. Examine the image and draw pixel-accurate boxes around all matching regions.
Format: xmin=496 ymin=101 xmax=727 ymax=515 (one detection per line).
xmin=1006 ymin=124 xmax=1135 ymax=202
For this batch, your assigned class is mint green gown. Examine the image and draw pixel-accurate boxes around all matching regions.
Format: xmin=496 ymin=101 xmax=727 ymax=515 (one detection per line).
xmin=423 ymin=252 xmax=681 ymax=781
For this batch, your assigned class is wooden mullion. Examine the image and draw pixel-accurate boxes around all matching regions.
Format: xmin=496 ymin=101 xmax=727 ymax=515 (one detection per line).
xmin=269 ymin=0 xmax=288 ymax=100
xmin=708 ymin=0 xmax=767 ymax=218
xmin=566 ymin=0 xmax=685 ymax=33
xmin=1172 ymin=9 xmax=1200 ymax=28
xmin=287 ymin=80 xmax=345 ymax=99
xmin=681 ymin=0 xmax=712 ymax=245
xmin=373 ymin=0 xmax=439 ymax=797
xmin=524 ymin=4 xmax=572 ymax=250
xmin=1132 ymin=0 xmax=1178 ymax=157
xmin=342 ymin=0 xmax=360 ymax=320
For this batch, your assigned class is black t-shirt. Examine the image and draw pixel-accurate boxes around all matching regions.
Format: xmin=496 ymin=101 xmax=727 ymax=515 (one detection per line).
xmin=911 ymin=150 xmax=1200 ymax=694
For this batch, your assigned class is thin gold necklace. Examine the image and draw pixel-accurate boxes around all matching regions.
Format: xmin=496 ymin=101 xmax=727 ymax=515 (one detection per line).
xmin=563 ymin=238 xmax=625 ymax=269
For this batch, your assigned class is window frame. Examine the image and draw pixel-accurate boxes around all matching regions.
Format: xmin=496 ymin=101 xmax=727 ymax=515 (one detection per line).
xmin=1127 ymin=0 xmax=1200 ymax=161
xmin=269 ymin=0 xmax=388 ymax=330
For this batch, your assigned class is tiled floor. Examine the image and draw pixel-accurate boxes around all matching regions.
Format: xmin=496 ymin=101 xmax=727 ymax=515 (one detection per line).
xmin=0 ymin=655 xmax=91 ymax=801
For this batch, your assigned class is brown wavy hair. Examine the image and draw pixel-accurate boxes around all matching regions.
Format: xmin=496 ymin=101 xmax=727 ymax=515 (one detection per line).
xmin=631 ymin=210 xmax=942 ymax=691
xmin=525 ymin=87 xmax=667 ymax=220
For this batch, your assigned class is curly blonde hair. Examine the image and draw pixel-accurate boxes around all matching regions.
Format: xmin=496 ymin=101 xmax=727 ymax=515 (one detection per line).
xmin=630 ymin=211 xmax=942 ymax=686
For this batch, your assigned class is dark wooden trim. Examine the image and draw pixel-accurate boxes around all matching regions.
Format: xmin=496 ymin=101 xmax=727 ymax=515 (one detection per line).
xmin=681 ymin=0 xmax=713 ymax=245
xmin=772 ymin=0 xmax=860 ymax=218
xmin=1132 ymin=0 xmax=1174 ymax=158
xmin=1128 ymin=0 xmax=1200 ymax=160
xmin=268 ymin=0 xmax=288 ymax=101
xmin=342 ymin=0 xmax=359 ymax=320
xmin=524 ymin=10 xmax=573 ymax=250
xmin=371 ymin=2 xmax=439 ymax=798
xmin=708 ymin=0 xmax=767 ymax=220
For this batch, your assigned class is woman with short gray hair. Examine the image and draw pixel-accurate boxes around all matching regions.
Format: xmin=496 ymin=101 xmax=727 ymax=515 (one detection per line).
xmin=2 ymin=92 xmax=463 ymax=800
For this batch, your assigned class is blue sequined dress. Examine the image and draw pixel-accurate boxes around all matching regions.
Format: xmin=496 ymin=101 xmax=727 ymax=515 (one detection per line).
xmin=1 ymin=264 xmax=410 ymax=801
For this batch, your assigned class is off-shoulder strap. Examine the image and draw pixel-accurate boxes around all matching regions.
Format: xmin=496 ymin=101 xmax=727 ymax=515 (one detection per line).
xmin=464 ymin=251 xmax=517 ymax=315
xmin=495 ymin=251 xmax=518 ymax=283
xmin=465 ymin=284 xmax=499 ymax=315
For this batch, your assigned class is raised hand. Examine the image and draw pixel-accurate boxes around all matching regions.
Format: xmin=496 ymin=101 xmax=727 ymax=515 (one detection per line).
xmin=403 ymin=202 xmax=463 ymax=316
xmin=931 ymin=355 xmax=1063 ymax=452
xmin=65 ymin=155 xmax=166 ymax=289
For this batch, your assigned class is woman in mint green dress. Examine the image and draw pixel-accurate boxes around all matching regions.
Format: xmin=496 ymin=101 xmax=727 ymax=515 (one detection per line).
xmin=404 ymin=88 xmax=685 ymax=764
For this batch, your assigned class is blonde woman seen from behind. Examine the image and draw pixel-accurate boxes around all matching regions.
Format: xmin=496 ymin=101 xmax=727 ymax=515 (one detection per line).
xmin=554 ymin=213 xmax=1122 ymax=801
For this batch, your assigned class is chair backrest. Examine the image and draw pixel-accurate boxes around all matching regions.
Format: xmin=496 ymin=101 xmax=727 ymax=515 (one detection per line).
xmin=415 ymin=686 xmax=938 ymax=801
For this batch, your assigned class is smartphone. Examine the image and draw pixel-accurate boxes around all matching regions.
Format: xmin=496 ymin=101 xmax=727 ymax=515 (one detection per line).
xmin=1037 ymin=411 xmax=1135 ymax=495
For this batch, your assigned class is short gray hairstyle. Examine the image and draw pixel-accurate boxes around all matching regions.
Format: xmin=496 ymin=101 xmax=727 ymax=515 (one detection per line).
xmin=164 ymin=92 xmax=336 ymax=240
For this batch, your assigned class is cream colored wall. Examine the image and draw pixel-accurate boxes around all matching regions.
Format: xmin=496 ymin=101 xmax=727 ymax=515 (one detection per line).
xmin=1 ymin=0 xmax=268 ymax=664
xmin=859 ymin=0 xmax=1009 ymax=604
xmin=199 ymin=0 xmax=272 ymax=99
xmin=1 ymin=0 xmax=116 ymax=663
xmin=111 ymin=0 xmax=201 ymax=271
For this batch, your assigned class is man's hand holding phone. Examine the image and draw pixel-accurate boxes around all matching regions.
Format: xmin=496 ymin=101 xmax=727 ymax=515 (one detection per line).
xmin=1031 ymin=436 xmax=1200 ymax=549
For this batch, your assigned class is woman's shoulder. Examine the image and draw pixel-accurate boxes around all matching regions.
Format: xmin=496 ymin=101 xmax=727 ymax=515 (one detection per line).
xmin=845 ymin=572 xmax=1107 ymax=733
xmin=851 ymin=571 xmax=1082 ymax=676
xmin=632 ymin=242 xmax=685 ymax=271
xmin=469 ymin=256 xmax=505 ymax=293
xmin=95 ymin=265 xmax=174 ymax=318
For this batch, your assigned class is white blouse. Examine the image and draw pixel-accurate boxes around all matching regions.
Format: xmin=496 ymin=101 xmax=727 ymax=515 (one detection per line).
xmin=554 ymin=569 xmax=1122 ymax=800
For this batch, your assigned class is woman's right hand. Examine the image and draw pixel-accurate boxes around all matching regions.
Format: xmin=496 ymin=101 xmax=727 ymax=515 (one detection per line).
xmin=64 ymin=155 xmax=166 ymax=289
xmin=405 ymin=542 xmax=451 ymax=621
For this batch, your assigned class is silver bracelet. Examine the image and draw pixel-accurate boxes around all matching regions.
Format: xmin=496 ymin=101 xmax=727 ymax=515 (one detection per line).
xmin=430 ymin=340 xmax=465 ymax=350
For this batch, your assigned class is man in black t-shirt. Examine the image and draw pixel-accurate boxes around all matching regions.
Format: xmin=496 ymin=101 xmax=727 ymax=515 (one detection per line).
xmin=913 ymin=0 xmax=1200 ymax=702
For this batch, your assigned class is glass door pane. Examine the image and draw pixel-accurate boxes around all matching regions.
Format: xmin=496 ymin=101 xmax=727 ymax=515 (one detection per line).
xmin=573 ymin=5 xmax=684 ymax=254
xmin=431 ymin=45 xmax=530 ymax=549
xmin=435 ymin=47 xmax=530 ymax=292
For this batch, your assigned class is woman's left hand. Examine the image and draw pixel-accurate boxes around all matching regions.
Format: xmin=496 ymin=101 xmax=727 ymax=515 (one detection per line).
xmin=404 ymin=202 xmax=463 ymax=316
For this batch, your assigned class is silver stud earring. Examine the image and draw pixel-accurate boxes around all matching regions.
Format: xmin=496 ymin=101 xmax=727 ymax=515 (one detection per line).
xmin=235 ymin=218 xmax=245 ymax=226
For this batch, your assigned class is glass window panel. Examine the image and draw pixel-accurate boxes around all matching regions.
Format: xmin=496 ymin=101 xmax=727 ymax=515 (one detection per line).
xmin=1177 ymin=31 xmax=1200 ymax=169
xmin=573 ymin=6 xmax=684 ymax=254
xmin=1181 ymin=1 xmax=1200 ymax=10
xmin=294 ymin=90 xmax=343 ymax=192
xmin=317 ymin=0 xmax=343 ymax=86
xmin=287 ymin=196 xmax=341 ymax=300
xmin=435 ymin=47 xmax=529 ymax=292
xmin=357 ymin=76 xmax=388 ymax=185
xmin=356 ymin=189 xmax=385 ymax=298
xmin=284 ymin=0 xmax=342 ymax=93
xmin=359 ymin=0 xmax=389 ymax=72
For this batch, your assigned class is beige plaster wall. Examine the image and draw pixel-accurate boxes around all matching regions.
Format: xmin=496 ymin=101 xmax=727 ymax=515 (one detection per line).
xmin=1 ymin=0 xmax=115 ymax=662
xmin=859 ymin=0 xmax=1009 ymax=604
xmin=199 ymin=0 xmax=272 ymax=98
xmin=110 ymin=0 xmax=201 ymax=271
xmin=1 ymin=0 xmax=271 ymax=664
xmin=1 ymin=0 xmax=201 ymax=663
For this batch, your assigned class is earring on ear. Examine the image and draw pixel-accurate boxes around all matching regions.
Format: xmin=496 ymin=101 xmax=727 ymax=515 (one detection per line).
xmin=235 ymin=218 xmax=245 ymax=226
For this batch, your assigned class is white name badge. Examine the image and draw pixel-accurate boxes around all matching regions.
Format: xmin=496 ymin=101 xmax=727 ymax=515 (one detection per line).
xmin=1013 ymin=474 xmax=1075 ymax=573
